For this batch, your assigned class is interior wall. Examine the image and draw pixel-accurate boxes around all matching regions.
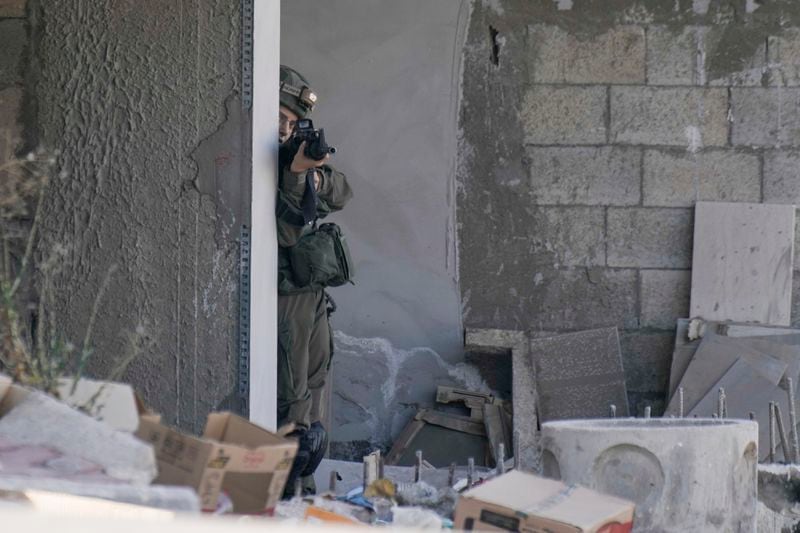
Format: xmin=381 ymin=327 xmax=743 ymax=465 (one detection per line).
xmin=281 ymin=0 xmax=471 ymax=456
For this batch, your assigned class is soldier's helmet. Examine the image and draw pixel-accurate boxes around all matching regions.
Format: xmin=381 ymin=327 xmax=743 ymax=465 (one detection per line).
xmin=280 ymin=65 xmax=317 ymax=118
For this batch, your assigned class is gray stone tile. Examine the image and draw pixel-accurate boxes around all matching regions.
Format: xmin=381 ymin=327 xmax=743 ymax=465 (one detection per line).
xmin=665 ymin=333 xmax=789 ymax=416
xmin=690 ymin=201 xmax=795 ymax=325
xmin=531 ymin=327 xmax=629 ymax=422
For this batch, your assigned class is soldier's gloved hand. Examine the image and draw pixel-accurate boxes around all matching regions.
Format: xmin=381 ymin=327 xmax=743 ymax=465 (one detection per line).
xmin=290 ymin=141 xmax=329 ymax=173
xmin=290 ymin=141 xmax=327 ymax=190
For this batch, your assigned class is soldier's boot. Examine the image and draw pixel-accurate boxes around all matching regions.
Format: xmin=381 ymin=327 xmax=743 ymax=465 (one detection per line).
xmin=298 ymin=421 xmax=328 ymax=495
xmin=282 ymin=429 xmax=311 ymax=500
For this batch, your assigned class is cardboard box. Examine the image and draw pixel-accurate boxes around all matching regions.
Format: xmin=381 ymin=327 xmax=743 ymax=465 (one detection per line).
xmin=454 ymin=470 xmax=634 ymax=533
xmin=136 ymin=412 xmax=297 ymax=514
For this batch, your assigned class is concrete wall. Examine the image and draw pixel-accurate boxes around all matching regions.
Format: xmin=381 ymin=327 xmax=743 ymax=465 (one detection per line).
xmin=281 ymin=0 xmax=472 ymax=457
xmin=459 ymin=0 xmax=800 ymax=416
xmin=13 ymin=0 xmax=250 ymax=432
xmin=0 ymin=0 xmax=26 ymax=170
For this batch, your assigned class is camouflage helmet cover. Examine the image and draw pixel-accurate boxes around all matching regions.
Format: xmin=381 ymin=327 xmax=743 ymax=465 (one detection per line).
xmin=280 ymin=65 xmax=317 ymax=118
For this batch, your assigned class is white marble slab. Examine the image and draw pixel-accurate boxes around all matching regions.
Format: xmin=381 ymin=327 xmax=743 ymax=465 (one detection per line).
xmin=690 ymin=201 xmax=796 ymax=326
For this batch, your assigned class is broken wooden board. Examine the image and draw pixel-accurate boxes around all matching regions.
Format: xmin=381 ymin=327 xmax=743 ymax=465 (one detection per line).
xmin=465 ymin=329 xmax=539 ymax=472
xmin=483 ymin=400 xmax=512 ymax=467
xmin=435 ymin=386 xmax=494 ymax=421
xmin=665 ymin=333 xmax=789 ymax=416
xmin=384 ymin=408 xmax=489 ymax=468
xmin=690 ymin=201 xmax=795 ymax=326
xmin=531 ymin=327 xmax=629 ymax=421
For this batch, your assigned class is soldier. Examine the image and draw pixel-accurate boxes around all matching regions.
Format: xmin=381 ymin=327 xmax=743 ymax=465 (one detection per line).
xmin=277 ymin=65 xmax=353 ymax=496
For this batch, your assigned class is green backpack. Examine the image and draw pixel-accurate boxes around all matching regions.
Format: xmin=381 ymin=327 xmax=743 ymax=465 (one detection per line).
xmin=290 ymin=223 xmax=354 ymax=288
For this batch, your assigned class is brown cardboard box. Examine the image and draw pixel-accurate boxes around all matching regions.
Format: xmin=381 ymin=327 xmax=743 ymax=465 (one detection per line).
xmin=454 ymin=470 xmax=634 ymax=533
xmin=136 ymin=412 xmax=297 ymax=514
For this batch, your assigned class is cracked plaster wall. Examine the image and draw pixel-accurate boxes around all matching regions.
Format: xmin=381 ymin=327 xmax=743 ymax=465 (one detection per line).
xmin=460 ymin=0 xmax=800 ymax=417
xmin=28 ymin=0 xmax=249 ymax=432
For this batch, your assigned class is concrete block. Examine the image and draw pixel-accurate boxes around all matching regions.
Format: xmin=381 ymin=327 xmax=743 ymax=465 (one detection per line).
xmin=527 ymin=146 xmax=640 ymax=206
xmin=542 ymin=418 xmax=758 ymax=532
xmin=536 ymin=268 xmax=639 ymax=330
xmin=705 ymin=29 xmax=767 ymax=87
xmin=607 ymin=208 xmax=693 ymax=268
xmin=0 ymin=391 xmax=156 ymax=485
xmin=0 ymin=0 xmax=26 ymax=17
xmin=768 ymin=29 xmax=800 ymax=87
xmin=647 ymin=26 xmax=698 ymax=86
xmin=610 ymin=87 xmax=728 ymax=147
xmin=764 ymin=150 xmax=800 ymax=204
xmin=619 ymin=333 xmax=672 ymax=394
xmin=532 ymin=327 xmax=629 ymax=422
xmin=648 ymin=26 xmax=766 ymax=87
xmin=0 ymin=19 xmax=25 ymax=88
xmin=0 ymin=476 xmax=200 ymax=512
xmin=522 ymin=85 xmax=606 ymax=145
xmin=640 ymin=270 xmax=691 ymax=330
xmin=643 ymin=149 xmax=760 ymax=207
xmin=732 ymin=88 xmax=800 ymax=147
xmin=526 ymin=207 xmax=606 ymax=267
xmin=528 ymin=24 xmax=644 ymax=84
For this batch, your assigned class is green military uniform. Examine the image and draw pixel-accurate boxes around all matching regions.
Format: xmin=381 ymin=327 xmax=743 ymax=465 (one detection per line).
xmin=277 ymin=65 xmax=352 ymax=496
xmin=276 ymin=163 xmax=352 ymax=429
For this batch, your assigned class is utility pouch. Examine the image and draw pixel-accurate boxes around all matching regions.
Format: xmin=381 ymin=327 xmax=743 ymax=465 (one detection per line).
xmin=290 ymin=223 xmax=354 ymax=288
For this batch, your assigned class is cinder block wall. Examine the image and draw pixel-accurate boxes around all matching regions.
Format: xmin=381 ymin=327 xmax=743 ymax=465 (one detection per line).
xmin=459 ymin=0 xmax=800 ymax=415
